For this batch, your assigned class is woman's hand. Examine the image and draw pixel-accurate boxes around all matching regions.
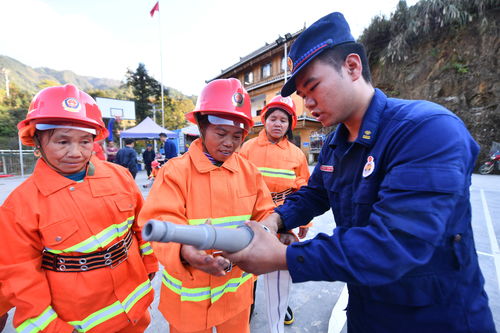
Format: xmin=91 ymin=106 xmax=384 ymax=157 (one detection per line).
xmin=180 ymin=245 xmax=230 ymax=277
xmin=298 ymin=227 xmax=309 ymax=239
xmin=278 ymin=232 xmax=298 ymax=245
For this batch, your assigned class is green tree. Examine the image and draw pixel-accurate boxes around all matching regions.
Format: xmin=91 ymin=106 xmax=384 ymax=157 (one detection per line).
xmin=162 ymin=96 xmax=194 ymax=130
xmin=0 ymin=84 xmax=32 ymax=109
xmin=125 ymin=63 xmax=161 ymax=122
xmin=0 ymin=85 xmax=30 ymax=140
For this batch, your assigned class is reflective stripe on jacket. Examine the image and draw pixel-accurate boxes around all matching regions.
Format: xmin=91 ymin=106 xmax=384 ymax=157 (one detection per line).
xmin=0 ymin=157 xmax=158 ymax=332
xmin=138 ymin=138 xmax=275 ymax=332
xmin=240 ymin=130 xmax=310 ymax=195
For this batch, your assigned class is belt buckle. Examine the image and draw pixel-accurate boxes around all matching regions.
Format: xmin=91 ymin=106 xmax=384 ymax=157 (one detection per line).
xmin=110 ymin=250 xmax=128 ymax=269
xmin=107 ymin=237 xmax=126 ymax=252
xmin=108 ymin=232 xmax=131 ymax=269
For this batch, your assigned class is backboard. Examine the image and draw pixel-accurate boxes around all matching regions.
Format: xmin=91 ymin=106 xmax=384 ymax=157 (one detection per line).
xmin=96 ymin=97 xmax=136 ymax=120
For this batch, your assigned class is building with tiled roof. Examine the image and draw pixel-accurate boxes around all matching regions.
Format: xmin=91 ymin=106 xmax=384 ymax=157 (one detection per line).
xmin=209 ymin=30 xmax=324 ymax=162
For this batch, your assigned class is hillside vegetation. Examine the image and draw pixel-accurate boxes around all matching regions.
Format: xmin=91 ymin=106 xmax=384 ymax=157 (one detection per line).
xmin=0 ymin=59 xmax=195 ymax=149
xmin=360 ymin=0 xmax=499 ymax=166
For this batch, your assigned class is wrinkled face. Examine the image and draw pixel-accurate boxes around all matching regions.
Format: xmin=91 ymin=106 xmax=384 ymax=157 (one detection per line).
xmin=38 ymin=128 xmax=94 ymax=175
xmin=265 ymin=109 xmax=289 ymax=142
xmin=202 ymin=124 xmax=244 ymax=162
xmin=295 ymin=59 xmax=353 ymax=127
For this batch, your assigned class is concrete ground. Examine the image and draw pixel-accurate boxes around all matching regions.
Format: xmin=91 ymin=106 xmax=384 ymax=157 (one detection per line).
xmin=0 ymin=169 xmax=499 ymax=332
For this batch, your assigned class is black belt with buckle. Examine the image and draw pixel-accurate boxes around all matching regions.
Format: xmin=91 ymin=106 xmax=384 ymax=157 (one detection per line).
xmin=42 ymin=231 xmax=133 ymax=272
xmin=271 ymin=188 xmax=294 ymax=205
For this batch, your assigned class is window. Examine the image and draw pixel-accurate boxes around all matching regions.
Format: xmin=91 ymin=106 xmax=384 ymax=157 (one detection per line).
xmin=261 ymin=63 xmax=271 ymax=79
xmin=251 ymin=94 xmax=266 ymax=118
xmin=244 ymin=71 xmax=253 ymax=85
xmin=281 ymin=56 xmax=286 ymax=72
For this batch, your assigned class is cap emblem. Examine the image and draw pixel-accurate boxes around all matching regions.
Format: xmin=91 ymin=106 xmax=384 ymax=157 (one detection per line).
xmin=287 ymin=57 xmax=294 ymax=73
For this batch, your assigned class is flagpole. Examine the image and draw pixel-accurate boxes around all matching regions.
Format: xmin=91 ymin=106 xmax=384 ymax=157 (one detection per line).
xmin=157 ymin=0 xmax=165 ymax=128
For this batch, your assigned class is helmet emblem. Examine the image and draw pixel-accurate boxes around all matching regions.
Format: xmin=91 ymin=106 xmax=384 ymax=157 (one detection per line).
xmin=287 ymin=57 xmax=294 ymax=73
xmin=280 ymin=97 xmax=292 ymax=105
xmin=232 ymin=92 xmax=244 ymax=107
xmin=62 ymin=98 xmax=81 ymax=113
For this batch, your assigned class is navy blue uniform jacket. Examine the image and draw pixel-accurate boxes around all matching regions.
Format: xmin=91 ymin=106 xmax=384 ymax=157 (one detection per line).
xmin=276 ymin=89 xmax=495 ymax=332
xmin=115 ymin=146 xmax=138 ymax=174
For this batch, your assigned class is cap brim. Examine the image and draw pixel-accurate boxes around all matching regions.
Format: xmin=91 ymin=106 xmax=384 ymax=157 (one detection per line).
xmin=281 ymin=75 xmax=297 ymax=97
xmin=280 ymin=47 xmax=329 ymax=97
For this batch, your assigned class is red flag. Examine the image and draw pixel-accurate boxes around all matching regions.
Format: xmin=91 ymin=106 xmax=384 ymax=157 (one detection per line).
xmin=150 ymin=1 xmax=159 ymax=17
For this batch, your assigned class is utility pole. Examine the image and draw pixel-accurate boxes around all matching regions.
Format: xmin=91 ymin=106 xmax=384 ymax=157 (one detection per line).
xmin=1 ymin=68 xmax=9 ymax=98
xmin=151 ymin=103 xmax=158 ymax=152
xmin=276 ymin=33 xmax=293 ymax=84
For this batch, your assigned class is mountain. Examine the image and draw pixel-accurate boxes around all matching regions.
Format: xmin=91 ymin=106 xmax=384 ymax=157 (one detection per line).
xmin=0 ymin=55 xmax=122 ymax=92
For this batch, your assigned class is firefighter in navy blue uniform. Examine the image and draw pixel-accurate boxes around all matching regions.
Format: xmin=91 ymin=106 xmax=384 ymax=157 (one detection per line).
xmin=225 ymin=12 xmax=495 ymax=333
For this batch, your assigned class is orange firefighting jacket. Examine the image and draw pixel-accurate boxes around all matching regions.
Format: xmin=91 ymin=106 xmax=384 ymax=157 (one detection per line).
xmin=0 ymin=285 xmax=11 ymax=317
xmin=0 ymin=157 xmax=158 ymax=333
xmin=240 ymin=129 xmax=310 ymax=202
xmin=138 ymin=138 xmax=275 ymax=332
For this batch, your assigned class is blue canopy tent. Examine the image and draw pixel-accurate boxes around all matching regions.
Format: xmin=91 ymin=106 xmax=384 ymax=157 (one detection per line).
xmin=119 ymin=117 xmax=176 ymax=140
xmin=119 ymin=116 xmax=178 ymax=159
xmin=118 ymin=117 xmax=178 ymax=170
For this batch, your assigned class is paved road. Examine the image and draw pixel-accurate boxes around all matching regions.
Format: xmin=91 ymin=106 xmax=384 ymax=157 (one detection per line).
xmin=0 ymin=171 xmax=499 ymax=332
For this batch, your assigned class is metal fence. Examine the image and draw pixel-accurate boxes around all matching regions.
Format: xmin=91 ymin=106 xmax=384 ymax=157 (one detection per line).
xmin=0 ymin=150 xmax=36 ymax=176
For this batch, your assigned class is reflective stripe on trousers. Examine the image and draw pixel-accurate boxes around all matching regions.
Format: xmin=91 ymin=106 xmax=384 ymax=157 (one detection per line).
xmin=45 ymin=217 xmax=134 ymax=254
xmin=69 ymin=279 xmax=153 ymax=332
xmin=162 ymin=270 xmax=253 ymax=303
xmin=257 ymin=167 xmax=296 ymax=180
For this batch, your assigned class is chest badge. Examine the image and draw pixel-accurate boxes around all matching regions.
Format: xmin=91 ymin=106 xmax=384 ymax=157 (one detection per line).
xmin=362 ymin=156 xmax=375 ymax=178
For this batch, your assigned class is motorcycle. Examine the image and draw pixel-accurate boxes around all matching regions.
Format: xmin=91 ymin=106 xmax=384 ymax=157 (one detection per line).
xmin=479 ymin=151 xmax=500 ymax=175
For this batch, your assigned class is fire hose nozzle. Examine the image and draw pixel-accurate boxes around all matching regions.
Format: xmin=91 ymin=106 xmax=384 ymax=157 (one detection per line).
xmin=142 ymin=219 xmax=255 ymax=252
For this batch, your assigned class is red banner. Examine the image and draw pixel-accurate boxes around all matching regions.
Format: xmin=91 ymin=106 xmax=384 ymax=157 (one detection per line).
xmin=150 ymin=1 xmax=159 ymax=17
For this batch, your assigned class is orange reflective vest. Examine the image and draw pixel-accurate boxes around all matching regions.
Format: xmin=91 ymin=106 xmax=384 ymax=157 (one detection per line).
xmin=0 ymin=157 xmax=158 ymax=332
xmin=138 ymin=138 xmax=275 ymax=332
xmin=240 ymin=129 xmax=310 ymax=202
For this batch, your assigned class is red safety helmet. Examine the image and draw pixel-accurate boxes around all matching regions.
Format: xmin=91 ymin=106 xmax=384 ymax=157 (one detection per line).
xmin=261 ymin=95 xmax=297 ymax=130
xmin=18 ymin=84 xmax=108 ymax=146
xmin=186 ymin=78 xmax=253 ymax=133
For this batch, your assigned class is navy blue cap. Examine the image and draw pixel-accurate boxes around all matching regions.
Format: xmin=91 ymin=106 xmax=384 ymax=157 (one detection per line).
xmin=281 ymin=12 xmax=355 ymax=97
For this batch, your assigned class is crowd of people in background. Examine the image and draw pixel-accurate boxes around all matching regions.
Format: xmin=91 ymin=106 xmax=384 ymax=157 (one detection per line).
xmin=86 ymin=134 xmax=176 ymax=182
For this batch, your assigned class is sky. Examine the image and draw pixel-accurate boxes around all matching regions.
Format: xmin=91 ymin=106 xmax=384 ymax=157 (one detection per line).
xmin=0 ymin=0 xmax=418 ymax=96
